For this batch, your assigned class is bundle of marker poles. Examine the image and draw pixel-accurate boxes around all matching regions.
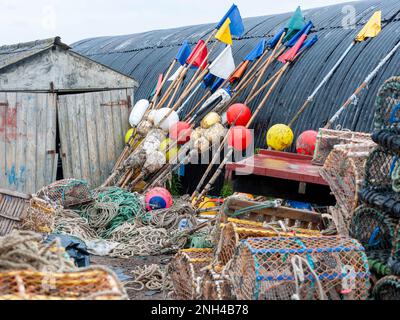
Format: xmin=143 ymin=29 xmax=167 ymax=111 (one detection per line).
xmin=192 ymin=29 xmax=317 ymax=206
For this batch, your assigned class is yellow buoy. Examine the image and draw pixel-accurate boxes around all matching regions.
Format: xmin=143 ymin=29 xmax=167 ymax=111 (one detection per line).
xmin=192 ymin=197 xmax=218 ymax=215
xmin=160 ymin=138 xmax=180 ymax=162
xmin=201 ymin=112 xmax=222 ymax=129
xmin=267 ymin=124 xmax=294 ymax=151
xmin=235 ymin=193 xmax=255 ymax=200
xmin=125 ymin=128 xmax=135 ymax=145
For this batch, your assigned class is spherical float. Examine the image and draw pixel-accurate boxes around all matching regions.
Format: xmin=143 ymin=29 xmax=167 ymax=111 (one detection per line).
xmin=201 ymin=112 xmax=222 ymax=129
xmin=267 ymin=124 xmax=294 ymax=151
xmin=296 ymin=130 xmax=318 ymax=156
xmin=154 ymin=108 xmax=180 ymax=132
xmin=228 ymin=126 xmax=253 ymax=151
xmin=129 ymin=99 xmax=149 ymax=127
xmin=145 ymin=187 xmax=173 ymax=211
xmin=170 ymin=121 xmax=192 ymax=145
xmin=125 ymin=128 xmax=135 ymax=145
xmin=227 ymin=104 xmax=252 ymax=127
xmin=159 ymin=138 xmax=180 ymax=162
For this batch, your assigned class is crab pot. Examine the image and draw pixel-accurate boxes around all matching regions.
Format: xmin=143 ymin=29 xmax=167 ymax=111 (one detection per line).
xmin=215 ymin=219 xmax=321 ymax=268
xmin=364 ymin=147 xmax=397 ymax=189
xmin=313 ymin=129 xmax=372 ymax=166
xmin=390 ymin=223 xmax=400 ymax=276
xmin=227 ymin=237 xmax=370 ymax=301
xmin=374 ymin=76 xmax=400 ymax=131
xmin=201 ymin=268 xmax=233 ymax=301
xmin=169 ymin=249 xmax=213 ymax=300
xmin=36 ymin=179 xmax=93 ymax=208
xmin=373 ymin=276 xmax=400 ymax=300
xmin=0 ymin=267 xmax=127 ymax=300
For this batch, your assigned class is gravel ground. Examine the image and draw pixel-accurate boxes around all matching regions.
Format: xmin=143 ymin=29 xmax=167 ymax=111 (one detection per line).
xmin=91 ymin=255 xmax=173 ymax=300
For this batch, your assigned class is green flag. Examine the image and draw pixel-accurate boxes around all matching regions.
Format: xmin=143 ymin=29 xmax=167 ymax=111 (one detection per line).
xmin=284 ymin=7 xmax=306 ymax=43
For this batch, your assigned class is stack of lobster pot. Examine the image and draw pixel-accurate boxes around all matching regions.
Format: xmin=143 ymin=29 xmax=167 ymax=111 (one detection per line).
xmin=350 ymin=127 xmax=400 ymax=299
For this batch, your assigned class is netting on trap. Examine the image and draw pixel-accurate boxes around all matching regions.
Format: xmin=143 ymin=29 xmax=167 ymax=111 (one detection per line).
xmin=390 ymin=223 xmax=400 ymax=276
xmin=215 ymin=219 xmax=322 ymax=268
xmin=320 ymin=144 xmax=373 ymax=228
xmin=0 ymin=267 xmax=127 ymax=300
xmin=313 ymin=129 xmax=372 ymax=166
xmin=349 ymin=205 xmax=396 ymax=264
xmin=373 ymin=276 xmax=400 ymax=300
xmin=169 ymin=249 xmax=213 ymax=300
xmin=227 ymin=237 xmax=370 ymax=301
xmin=374 ymin=76 xmax=400 ymax=131
xmin=201 ymin=268 xmax=233 ymax=301
xmin=20 ymin=197 xmax=58 ymax=234
xmin=36 ymin=179 xmax=93 ymax=208
xmin=364 ymin=147 xmax=397 ymax=189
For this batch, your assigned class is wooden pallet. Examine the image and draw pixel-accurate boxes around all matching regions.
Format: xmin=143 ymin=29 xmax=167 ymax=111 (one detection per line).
xmin=0 ymin=188 xmax=31 ymax=236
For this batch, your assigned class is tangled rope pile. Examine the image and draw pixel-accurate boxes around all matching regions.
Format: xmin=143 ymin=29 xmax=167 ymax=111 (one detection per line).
xmin=124 ymin=264 xmax=173 ymax=293
xmin=0 ymin=230 xmax=76 ymax=272
xmin=55 ymin=210 xmax=99 ymax=242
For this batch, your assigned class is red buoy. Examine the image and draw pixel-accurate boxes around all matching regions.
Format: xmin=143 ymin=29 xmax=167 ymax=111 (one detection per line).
xmin=227 ymin=104 xmax=252 ymax=127
xmin=296 ymin=130 xmax=318 ymax=156
xmin=228 ymin=126 xmax=253 ymax=151
xmin=170 ymin=121 xmax=192 ymax=145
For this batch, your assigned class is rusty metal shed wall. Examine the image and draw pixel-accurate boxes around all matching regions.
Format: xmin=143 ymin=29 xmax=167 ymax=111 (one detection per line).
xmin=72 ymin=0 xmax=400 ymax=149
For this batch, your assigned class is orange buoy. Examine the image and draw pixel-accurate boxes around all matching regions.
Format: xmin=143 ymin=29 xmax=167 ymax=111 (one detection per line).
xmin=227 ymin=104 xmax=252 ymax=127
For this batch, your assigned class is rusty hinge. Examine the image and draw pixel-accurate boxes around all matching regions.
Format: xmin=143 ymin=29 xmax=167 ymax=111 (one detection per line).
xmin=47 ymin=150 xmax=56 ymax=155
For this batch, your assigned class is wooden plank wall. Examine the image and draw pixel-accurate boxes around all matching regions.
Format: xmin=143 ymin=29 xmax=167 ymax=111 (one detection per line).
xmin=58 ymin=89 xmax=131 ymax=188
xmin=0 ymin=92 xmax=57 ymax=194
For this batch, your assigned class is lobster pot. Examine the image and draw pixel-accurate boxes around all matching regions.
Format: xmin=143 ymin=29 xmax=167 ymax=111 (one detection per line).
xmin=215 ymin=219 xmax=321 ymax=268
xmin=227 ymin=237 xmax=370 ymax=301
xmin=313 ymin=129 xmax=372 ymax=166
xmin=364 ymin=147 xmax=397 ymax=189
xmin=321 ymin=144 xmax=374 ymax=233
xmin=20 ymin=197 xmax=57 ymax=234
xmin=374 ymin=76 xmax=400 ymax=131
xmin=201 ymin=268 xmax=233 ymax=301
xmin=36 ymin=179 xmax=93 ymax=208
xmin=373 ymin=276 xmax=400 ymax=300
xmin=390 ymin=223 xmax=400 ymax=276
xmin=169 ymin=249 xmax=213 ymax=300
xmin=0 ymin=267 xmax=127 ymax=300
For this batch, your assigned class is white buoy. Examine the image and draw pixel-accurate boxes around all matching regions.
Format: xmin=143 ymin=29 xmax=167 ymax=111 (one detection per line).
xmin=154 ymin=108 xmax=180 ymax=132
xmin=129 ymin=99 xmax=150 ymax=127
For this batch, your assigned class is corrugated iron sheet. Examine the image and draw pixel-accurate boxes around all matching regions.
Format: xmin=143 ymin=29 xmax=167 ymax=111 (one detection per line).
xmin=72 ymin=0 xmax=400 ymax=150
xmin=0 ymin=92 xmax=57 ymax=194
xmin=58 ymin=89 xmax=132 ymax=187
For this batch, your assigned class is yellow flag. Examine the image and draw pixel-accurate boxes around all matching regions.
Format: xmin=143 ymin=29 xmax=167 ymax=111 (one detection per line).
xmin=216 ymin=18 xmax=233 ymax=45
xmin=355 ymin=11 xmax=382 ymax=42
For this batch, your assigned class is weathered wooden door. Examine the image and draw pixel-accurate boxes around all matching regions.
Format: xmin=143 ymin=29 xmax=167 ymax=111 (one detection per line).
xmin=0 ymin=92 xmax=57 ymax=194
xmin=57 ymin=89 xmax=132 ymax=188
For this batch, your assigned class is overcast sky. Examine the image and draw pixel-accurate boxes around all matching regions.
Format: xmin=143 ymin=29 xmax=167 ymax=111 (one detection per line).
xmin=1 ymin=0 xmax=358 ymax=45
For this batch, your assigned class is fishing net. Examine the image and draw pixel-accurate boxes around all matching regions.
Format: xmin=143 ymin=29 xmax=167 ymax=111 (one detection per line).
xmin=373 ymin=276 xmax=400 ymax=300
xmin=374 ymin=76 xmax=400 ymax=131
xmin=214 ymin=219 xmax=321 ymax=268
xmin=313 ymin=129 xmax=372 ymax=166
xmin=320 ymin=144 xmax=374 ymax=232
xmin=20 ymin=198 xmax=58 ymax=234
xmin=349 ymin=205 xmax=396 ymax=275
xmin=36 ymin=179 xmax=92 ymax=208
xmin=169 ymin=249 xmax=213 ymax=300
xmin=227 ymin=237 xmax=370 ymax=300
xmin=201 ymin=267 xmax=233 ymax=301
xmin=0 ymin=267 xmax=127 ymax=300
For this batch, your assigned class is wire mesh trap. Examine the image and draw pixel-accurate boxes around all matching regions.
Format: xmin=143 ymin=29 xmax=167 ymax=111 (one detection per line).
xmin=36 ymin=179 xmax=93 ymax=208
xmin=349 ymin=206 xmax=396 ymax=268
xmin=313 ymin=129 xmax=372 ymax=166
xmin=169 ymin=249 xmax=213 ymax=300
xmin=227 ymin=236 xmax=370 ymax=301
xmin=364 ymin=147 xmax=397 ymax=190
xmin=214 ymin=219 xmax=322 ymax=268
xmin=0 ymin=267 xmax=127 ymax=300
xmin=20 ymin=197 xmax=58 ymax=234
xmin=373 ymin=276 xmax=400 ymax=300
xmin=374 ymin=76 xmax=400 ymax=131
xmin=201 ymin=267 xmax=233 ymax=300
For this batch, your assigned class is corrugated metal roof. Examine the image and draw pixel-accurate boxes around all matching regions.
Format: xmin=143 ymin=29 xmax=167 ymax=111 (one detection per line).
xmin=0 ymin=37 xmax=70 ymax=72
xmin=72 ymin=0 xmax=400 ymax=149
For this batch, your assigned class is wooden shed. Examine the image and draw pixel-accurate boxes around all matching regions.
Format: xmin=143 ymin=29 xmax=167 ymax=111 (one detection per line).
xmin=0 ymin=37 xmax=138 ymax=194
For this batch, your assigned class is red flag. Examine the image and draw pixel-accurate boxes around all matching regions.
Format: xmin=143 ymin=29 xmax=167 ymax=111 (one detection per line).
xmin=278 ymin=34 xmax=308 ymax=63
xmin=229 ymin=60 xmax=250 ymax=83
xmin=156 ymin=74 xmax=164 ymax=91
xmin=186 ymin=40 xmax=208 ymax=70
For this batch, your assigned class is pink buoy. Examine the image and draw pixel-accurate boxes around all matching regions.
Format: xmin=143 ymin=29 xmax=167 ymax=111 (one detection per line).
xmin=145 ymin=187 xmax=173 ymax=211
xmin=296 ymin=130 xmax=318 ymax=156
